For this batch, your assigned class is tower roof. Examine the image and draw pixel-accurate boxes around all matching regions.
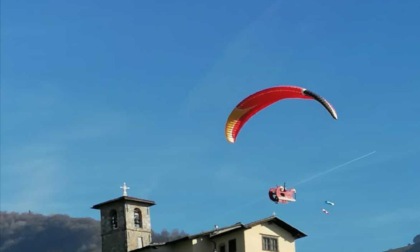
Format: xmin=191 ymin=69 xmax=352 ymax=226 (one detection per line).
xmin=92 ymin=196 xmax=156 ymax=209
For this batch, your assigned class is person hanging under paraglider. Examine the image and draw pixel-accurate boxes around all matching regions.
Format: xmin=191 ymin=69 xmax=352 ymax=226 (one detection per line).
xmin=268 ymin=183 xmax=296 ymax=204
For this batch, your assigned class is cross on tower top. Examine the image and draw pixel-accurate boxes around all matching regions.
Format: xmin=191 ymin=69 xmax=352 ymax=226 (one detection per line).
xmin=120 ymin=182 xmax=130 ymax=196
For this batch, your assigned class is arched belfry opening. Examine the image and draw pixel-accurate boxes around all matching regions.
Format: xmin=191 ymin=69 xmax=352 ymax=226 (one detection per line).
xmin=109 ymin=209 xmax=118 ymax=229
xmin=92 ymin=182 xmax=156 ymax=252
xmin=134 ymin=208 xmax=142 ymax=228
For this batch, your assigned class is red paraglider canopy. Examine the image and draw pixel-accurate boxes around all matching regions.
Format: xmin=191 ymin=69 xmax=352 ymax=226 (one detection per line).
xmin=225 ymin=85 xmax=338 ymax=143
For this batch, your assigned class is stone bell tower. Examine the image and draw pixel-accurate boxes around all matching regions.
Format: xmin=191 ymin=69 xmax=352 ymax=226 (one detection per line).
xmin=92 ymin=183 xmax=156 ymax=252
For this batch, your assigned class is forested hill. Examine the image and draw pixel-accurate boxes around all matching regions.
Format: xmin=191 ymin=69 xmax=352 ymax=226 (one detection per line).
xmin=384 ymin=234 xmax=420 ymax=252
xmin=0 ymin=211 xmax=187 ymax=252
xmin=0 ymin=211 xmax=101 ymax=252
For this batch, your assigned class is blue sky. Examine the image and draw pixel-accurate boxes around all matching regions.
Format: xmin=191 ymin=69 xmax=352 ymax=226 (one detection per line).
xmin=1 ymin=0 xmax=419 ymax=251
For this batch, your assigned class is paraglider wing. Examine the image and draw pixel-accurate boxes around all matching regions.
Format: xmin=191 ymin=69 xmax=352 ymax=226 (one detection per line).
xmin=325 ymin=200 xmax=335 ymax=206
xmin=302 ymin=89 xmax=338 ymax=120
xmin=225 ymin=86 xmax=338 ymax=143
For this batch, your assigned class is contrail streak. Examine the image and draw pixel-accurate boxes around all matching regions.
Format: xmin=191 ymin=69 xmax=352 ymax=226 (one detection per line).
xmin=294 ymin=151 xmax=377 ymax=186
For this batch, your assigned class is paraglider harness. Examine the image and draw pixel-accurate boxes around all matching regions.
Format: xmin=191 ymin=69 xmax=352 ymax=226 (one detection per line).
xmin=268 ymin=184 xmax=296 ymax=204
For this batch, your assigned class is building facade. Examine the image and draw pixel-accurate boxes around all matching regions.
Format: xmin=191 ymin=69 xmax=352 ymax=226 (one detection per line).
xmin=133 ymin=216 xmax=306 ymax=252
xmin=93 ymin=184 xmax=306 ymax=252
xmin=92 ymin=183 xmax=156 ymax=252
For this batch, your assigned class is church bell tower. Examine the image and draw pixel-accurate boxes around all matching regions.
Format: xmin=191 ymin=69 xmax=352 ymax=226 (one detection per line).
xmin=92 ymin=183 xmax=156 ymax=252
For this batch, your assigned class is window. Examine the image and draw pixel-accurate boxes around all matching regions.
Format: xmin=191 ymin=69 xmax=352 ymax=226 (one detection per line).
xmin=110 ymin=210 xmax=118 ymax=229
xmin=262 ymin=236 xmax=278 ymax=251
xmin=134 ymin=208 xmax=142 ymax=228
xmin=228 ymin=239 xmax=236 ymax=252
xmin=219 ymin=244 xmax=226 ymax=252
xmin=137 ymin=237 xmax=143 ymax=248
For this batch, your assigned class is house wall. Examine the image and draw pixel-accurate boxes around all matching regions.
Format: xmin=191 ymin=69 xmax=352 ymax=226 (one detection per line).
xmin=212 ymin=230 xmax=246 ymax=252
xmin=137 ymin=239 xmax=193 ymax=252
xmin=244 ymin=223 xmax=296 ymax=252
xmin=137 ymin=233 xmax=242 ymax=252
xmin=134 ymin=223 xmax=298 ymax=252
xmin=191 ymin=236 xmax=215 ymax=252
